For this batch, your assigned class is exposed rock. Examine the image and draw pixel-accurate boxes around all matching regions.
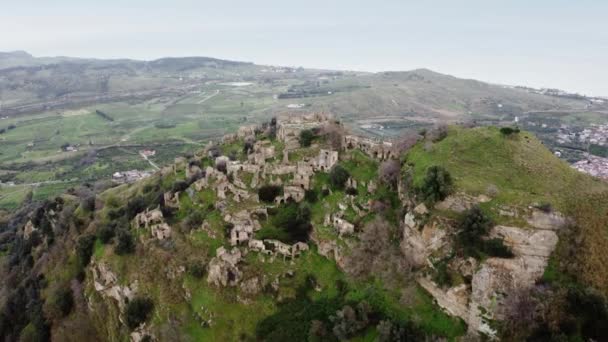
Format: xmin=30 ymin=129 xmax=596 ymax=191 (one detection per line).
xmin=22 ymin=220 xmax=37 ymax=240
xmin=413 ymin=203 xmax=429 ymax=215
xmin=91 ymin=262 xmax=137 ymax=309
xmin=240 ymin=277 xmax=261 ymax=295
xmin=207 ymin=247 xmax=242 ymax=287
xmin=526 ymin=210 xmax=567 ymax=230
xmin=401 ymin=218 xmax=448 ymax=267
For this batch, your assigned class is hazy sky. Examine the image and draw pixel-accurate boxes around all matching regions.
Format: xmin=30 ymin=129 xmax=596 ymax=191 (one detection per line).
xmin=2 ymin=0 xmax=607 ymax=96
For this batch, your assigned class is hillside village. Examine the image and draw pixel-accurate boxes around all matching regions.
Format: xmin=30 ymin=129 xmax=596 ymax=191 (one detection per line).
xmin=96 ymin=114 xmax=574 ymax=339
xmin=5 ymin=112 xmax=608 ymax=342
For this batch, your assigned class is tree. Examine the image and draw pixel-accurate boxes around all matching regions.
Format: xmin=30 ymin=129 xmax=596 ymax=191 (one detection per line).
xmin=80 ymin=195 xmax=96 ymax=212
xmin=419 ymin=166 xmax=453 ymax=203
xmin=379 ymin=160 xmax=401 ymax=189
xmin=329 ymin=165 xmax=350 ymax=190
xmin=124 ymin=297 xmax=154 ymax=329
xmin=393 ymin=132 xmax=421 ymax=155
xmin=126 ymin=196 xmax=145 ymax=219
xmin=115 ymin=230 xmax=135 ymax=255
xmin=258 ymin=185 xmax=283 ymax=203
xmin=47 ymin=284 xmax=74 ymax=319
xmin=345 ymin=218 xmax=410 ymax=287
xmin=97 ymin=223 xmax=115 ymax=244
xmin=75 ymin=234 xmax=96 ymax=266
xmin=457 ymin=205 xmax=512 ymax=258
xmin=299 ymin=129 xmax=315 ymax=147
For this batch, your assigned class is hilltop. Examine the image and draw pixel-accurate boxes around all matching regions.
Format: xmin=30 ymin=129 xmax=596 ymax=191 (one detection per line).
xmin=1 ymin=116 xmax=607 ymax=341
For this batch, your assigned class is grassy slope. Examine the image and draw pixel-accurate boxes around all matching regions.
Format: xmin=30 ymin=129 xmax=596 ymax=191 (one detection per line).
xmin=407 ymin=126 xmax=608 ymax=294
xmin=407 ymin=126 xmax=606 ymax=211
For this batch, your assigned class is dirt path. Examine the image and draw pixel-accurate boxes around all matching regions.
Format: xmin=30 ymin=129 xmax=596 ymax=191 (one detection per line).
xmin=197 ymin=90 xmax=220 ymax=104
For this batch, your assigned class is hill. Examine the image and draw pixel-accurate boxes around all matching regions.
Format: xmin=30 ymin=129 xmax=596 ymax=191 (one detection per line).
xmin=1 ymin=117 xmax=607 ymax=341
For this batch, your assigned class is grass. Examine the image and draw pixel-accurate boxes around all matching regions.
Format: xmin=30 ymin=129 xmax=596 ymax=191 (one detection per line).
xmin=406 ymin=126 xmax=606 ymax=211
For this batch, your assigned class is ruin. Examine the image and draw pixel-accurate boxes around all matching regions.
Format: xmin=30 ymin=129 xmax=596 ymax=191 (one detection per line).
xmin=343 ymin=135 xmax=395 ymax=160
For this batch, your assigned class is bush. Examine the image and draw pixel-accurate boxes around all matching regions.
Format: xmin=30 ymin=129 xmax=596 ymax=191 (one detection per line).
xmin=536 ymin=202 xmax=553 ymax=213
xmin=188 ymin=263 xmax=206 ymax=278
xmin=457 ymin=206 xmax=512 ymax=258
xmin=108 ymin=207 xmax=125 ymax=220
xmin=427 ymin=124 xmax=448 ymax=142
xmin=48 ymin=284 xmax=74 ymax=318
xmin=419 ymin=166 xmax=453 ymax=203
xmin=304 ymin=189 xmax=318 ymax=203
xmin=379 ymin=160 xmax=401 ymax=189
xmin=258 ymin=202 xmax=312 ymax=243
xmin=483 ymin=238 xmax=514 ymax=258
xmin=97 ymin=224 xmax=115 ymax=244
xmin=345 ymin=187 xmax=358 ymax=196
xmin=299 ymin=129 xmax=315 ymax=147
xmin=115 ymin=230 xmax=135 ymax=255
xmin=75 ymin=234 xmax=96 ymax=266
xmin=500 ymin=126 xmax=520 ymax=135
xmin=126 ymin=197 xmax=145 ymax=219
xmin=124 ymin=297 xmax=154 ymax=329
xmin=329 ymin=165 xmax=350 ymax=190
xmin=258 ymin=185 xmax=283 ymax=203
xmin=80 ymin=195 xmax=96 ymax=212
xmin=181 ymin=211 xmax=206 ymax=233
xmin=172 ymin=180 xmax=189 ymax=193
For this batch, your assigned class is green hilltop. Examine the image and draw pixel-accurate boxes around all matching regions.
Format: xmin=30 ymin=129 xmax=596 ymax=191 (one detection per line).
xmin=1 ymin=121 xmax=607 ymax=341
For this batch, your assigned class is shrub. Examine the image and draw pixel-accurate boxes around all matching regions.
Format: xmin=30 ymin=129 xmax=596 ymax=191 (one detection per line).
xmin=126 ymin=197 xmax=145 ymax=219
xmin=259 ymin=203 xmax=312 ymax=243
xmin=330 ymin=302 xmax=371 ymax=340
xmin=216 ymin=160 xmax=227 ymax=174
xmin=48 ymin=284 xmax=74 ymax=318
xmin=258 ymin=185 xmax=283 ymax=203
xmin=536 ymin=202 xmax=553 ymax=213
xmin=75 ymin=234 xmax=96 ymax=266
xmin=188 ymin=263 xmax=206 ymax=278
xmin=483 ymin=238 xmax=514 ymax=258
xmin=379 ymin=159 xmax=401 ymax=189
xmin=299 ymin=129 xmax=315 ymax=147
xmin=457 ymin=206 xmax=512 ymax=258
xmin=181 ymin=211 xmax=205 ymax=233
xmin=419 ymin=166 xmax=453 ymax=203
xmin=108 ymin=207 xmax=125 ymax=220
xmin=329 ymin=165 xmax=350 ymax=190
xmin=427 ymin=124 xmax=448 ymax=142
xmin=80 ymin=195 xmax=96 ymax=212
xmin=172 ymin=180 xmax=189 ymax=193
xmin=304 ymin=189 xmax=318 ymax=203
xmin=97 ymin=224 xmax=115 ymax=244
xmin=500 ymin=126 xmax=520 ymax=135
xmin=345 ymin=218 xmax=411 ymax=287
xmin=115 ymin=230 xmax=135 ymax=255
xmin=345 ymin=187 xmax=358 ymax=196
xmin=124 ymin=297 xmax=154 ymax=329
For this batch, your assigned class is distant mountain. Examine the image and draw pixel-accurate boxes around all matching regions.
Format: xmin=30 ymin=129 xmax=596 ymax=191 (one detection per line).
xmin=0 ymin=51 xmax=605 ymax=122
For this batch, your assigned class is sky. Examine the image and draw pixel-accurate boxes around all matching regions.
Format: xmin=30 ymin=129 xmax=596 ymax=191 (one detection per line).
xmin=2 ymin=0 xmax=607 ymax=96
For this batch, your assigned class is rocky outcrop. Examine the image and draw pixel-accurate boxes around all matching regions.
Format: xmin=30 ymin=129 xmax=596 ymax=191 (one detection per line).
xmin=400 ymin=214 xmax=449 ymax=267
xmin=91 ymin=262 xmax=138 ymax=309
xmin=526 ymin=210 xmax=567 ymax=230
xmin=435 ymin=192 xmax=491 ymax=213
xmin=207 ymin=247 xmax=242 ymax=287
xmin=417 ymin=222 xmax=560 ymax=337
